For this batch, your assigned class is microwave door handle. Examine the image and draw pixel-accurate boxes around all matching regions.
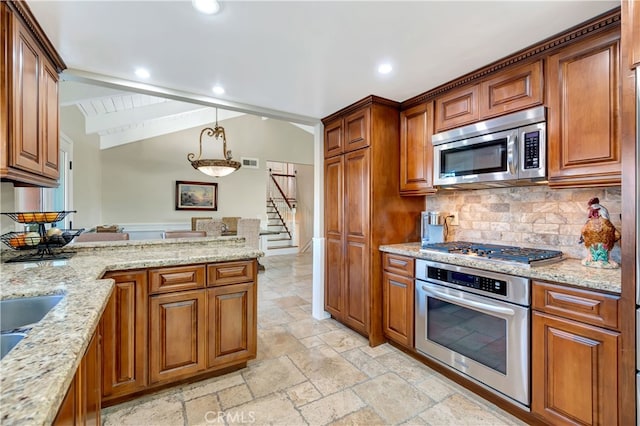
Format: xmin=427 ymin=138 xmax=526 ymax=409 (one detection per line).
xmin=507 ymin=134 xmax=517 ymax=175
xmin=421 ymin=285 xmax=515 ymax=317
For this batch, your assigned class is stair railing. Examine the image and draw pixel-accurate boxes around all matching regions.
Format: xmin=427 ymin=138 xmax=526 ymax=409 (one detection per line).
xmin=266 ymin=169 xmax=297 ymax=243
xmin=268 ymin=169 xmax=297 ymax=209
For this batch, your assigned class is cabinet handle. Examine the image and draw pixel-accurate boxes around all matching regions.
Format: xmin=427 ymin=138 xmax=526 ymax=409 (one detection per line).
xmin=390 ymin=280 xmax=407 ymax=289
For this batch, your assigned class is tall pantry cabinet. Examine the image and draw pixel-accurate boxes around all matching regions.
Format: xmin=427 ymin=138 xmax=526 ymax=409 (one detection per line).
xmin=322 ymin=96 xmax=424 ymax=346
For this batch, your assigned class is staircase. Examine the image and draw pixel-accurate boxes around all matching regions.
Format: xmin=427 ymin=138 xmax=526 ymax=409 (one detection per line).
xmin=265 ymin=169 xmax=298 ymax=253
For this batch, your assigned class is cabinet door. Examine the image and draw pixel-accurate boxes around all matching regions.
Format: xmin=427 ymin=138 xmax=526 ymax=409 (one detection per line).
xmin=343 ymin=149 xmax=370 ymax=334
xmin=84 ymin=328 xmax=101 ymax=426
xmin=53 ymin=373 xmax=77 ymax=426
xmin=207 ymin=282 xmax=257 ymax=368
xmin=344 ymin=107 xmax=370 ymax=153
xmin=324 ymin=156 xmax=344 ymax=318
xmin=627 ymin=0 xmax=640 ymax=69
xmin=532 ymin=311 xmax=619 ymax=425
xmin=547 ymin=30 xmax=622 ymax=187
xmin=324 ymin=118 xmax=343 ymax=158
xmin=54 ymin=327 xmax=101 ymax=426
xmin=479 ymin=60 xmax=543 ymax=119
xmin=149 ymin=290 xmax=206 ymax=384
xmin=41 ymin=58 xmax=59 ymax=179
xmin=101 ymin=270 xmax=148 ymax=401
xmin=400 ymin=102 xmax=435 ymax=195
xmin=11 ymin=16 xmax=42 ymax=175
xmin=434 ymin=84 xmax=479 ymax=133
xmin=382 ymin=271 xmax=414 ymax=348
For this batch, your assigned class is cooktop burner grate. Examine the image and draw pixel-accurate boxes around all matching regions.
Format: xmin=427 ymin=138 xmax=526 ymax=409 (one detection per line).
xmin=420 ymin=241 xmax=563 ymax=266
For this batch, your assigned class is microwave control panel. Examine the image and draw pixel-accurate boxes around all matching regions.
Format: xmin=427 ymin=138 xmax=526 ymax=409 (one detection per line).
xmin=523 ymin=130 xmax=540 ymax=169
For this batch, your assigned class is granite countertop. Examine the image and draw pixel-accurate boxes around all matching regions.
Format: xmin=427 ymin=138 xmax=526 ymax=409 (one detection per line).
xmin=0 ymin=237 xmax=263 ymax=425
xmin=380 ymin=242 xmax=621 ymax=294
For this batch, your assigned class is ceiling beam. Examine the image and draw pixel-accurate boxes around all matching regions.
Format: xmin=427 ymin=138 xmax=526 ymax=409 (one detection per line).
xmin=61 ymin=69 xmax=320 ymax=126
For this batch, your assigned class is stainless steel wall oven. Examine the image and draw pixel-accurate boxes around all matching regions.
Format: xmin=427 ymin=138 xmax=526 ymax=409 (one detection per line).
xmin=415 ymin=259 xmax=531 ymax=408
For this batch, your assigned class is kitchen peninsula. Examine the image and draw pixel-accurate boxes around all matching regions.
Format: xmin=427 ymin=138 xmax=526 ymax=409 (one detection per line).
xmin=0 ymin=236 xmax=262 ymax=425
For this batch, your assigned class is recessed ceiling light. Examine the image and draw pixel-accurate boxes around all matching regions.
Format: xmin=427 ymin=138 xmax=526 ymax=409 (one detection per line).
xmin=378 ymin=63 xmax=393 ymax=75
xmin=135 ymin=68 xmax=150 ymax=79
xmin=192 ymin=0 xmax=220 ymax=15
xmin=212 ymin=85 xmax=225 ymax=95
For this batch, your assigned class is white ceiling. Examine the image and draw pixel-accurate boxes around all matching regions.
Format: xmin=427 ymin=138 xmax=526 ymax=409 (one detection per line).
xmin=29 ymin=1 xmax=619 ymax=121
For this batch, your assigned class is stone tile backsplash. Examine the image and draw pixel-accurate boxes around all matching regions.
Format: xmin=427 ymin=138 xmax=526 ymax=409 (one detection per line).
xmin=426 ymin=186 xmax=622 ymax=261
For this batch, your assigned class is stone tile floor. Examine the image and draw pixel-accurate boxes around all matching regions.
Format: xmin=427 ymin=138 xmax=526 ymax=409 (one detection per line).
xmin=102 ymin=253 xmax=527 ymax=426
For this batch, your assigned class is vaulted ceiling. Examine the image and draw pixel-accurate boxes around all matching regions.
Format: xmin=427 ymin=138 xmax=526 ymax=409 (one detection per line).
xmin=60 ymin=81 xmax=312 ymax=149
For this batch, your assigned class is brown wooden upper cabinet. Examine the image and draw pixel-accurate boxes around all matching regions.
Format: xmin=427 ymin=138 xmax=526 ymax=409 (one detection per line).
xmin=323 ymin=107 xmax=370 ymax=158
xmin=1 ymin=2 xmax=65 ymax=187
xmin=434 ymin=84 xmax=479 ymax=133
xmin=434 ymin=60 xmax=543 ymax=133
xmin=479 ymin=60 xmax=543 ymax=119
xmin=625 ymin=0 xmax=640 ymax=69
xmin=400 ymin=102 xmax=436 ymax=195
xmin=547 ymin=28 xmax=622 ymax=188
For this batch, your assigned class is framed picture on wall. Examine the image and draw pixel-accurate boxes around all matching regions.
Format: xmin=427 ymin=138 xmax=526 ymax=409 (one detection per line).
xmin=175 ymin=181 xmax=218 ymax=211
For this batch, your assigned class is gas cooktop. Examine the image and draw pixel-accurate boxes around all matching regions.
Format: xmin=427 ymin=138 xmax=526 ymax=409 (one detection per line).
xmin=419 ymin=241 xmax=563 ymax=267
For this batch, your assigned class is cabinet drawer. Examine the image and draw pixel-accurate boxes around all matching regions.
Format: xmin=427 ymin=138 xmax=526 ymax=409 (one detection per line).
xmin=532 ymin=281 xmax=620 ymax=330
xmin=148 ymin=264 xmax=206 ymax=294
xmin=382 ymin=253 xmax=414 ymax=276
xmin=208 ymin=260 xmax=255 ymax=286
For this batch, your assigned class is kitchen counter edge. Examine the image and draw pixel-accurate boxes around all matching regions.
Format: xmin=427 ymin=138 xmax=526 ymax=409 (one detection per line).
xmin=0 ymin=243 xmax=263 ymax=425
xmin=379 ymin=242 xmax=621 ymax=294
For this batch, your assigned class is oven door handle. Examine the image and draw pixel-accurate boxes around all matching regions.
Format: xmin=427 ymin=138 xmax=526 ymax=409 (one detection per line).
xmin=421 ymin=285 xmax=516 ymax=317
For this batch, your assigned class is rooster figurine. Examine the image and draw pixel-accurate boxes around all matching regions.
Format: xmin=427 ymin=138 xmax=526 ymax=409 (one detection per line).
xmin=579 ymin=197 xmax=620 ymax=268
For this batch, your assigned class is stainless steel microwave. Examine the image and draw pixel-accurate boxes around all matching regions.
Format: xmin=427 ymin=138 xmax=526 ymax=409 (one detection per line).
xmin=432 ymin=106 xmax=546 ymax=188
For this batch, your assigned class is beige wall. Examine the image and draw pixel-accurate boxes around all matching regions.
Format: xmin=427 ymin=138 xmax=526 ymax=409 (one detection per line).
xmin=73 ymin=114 xmax=313 ymax=227
xmin=61 ymin=106 xmax=103 ymax=229
xmin=0 ymin=183 xmax=16 ymax=234
xmin=426 ymin=185 xmax=622 ymax=261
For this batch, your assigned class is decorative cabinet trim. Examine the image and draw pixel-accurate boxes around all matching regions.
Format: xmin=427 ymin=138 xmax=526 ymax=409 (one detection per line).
xmin=401 ymin=9 xmax=620 ymax=110
xmin=6 ymin=1 xmax=65 ymax=71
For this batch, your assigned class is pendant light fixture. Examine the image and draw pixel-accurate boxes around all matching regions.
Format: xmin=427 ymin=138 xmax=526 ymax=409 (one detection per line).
xmin=188 ymin=109 xmax=241 ymax=177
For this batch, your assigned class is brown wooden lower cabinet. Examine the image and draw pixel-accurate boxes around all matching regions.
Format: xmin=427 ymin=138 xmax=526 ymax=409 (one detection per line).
xmin=531 ymin=282 xmax=621 ymax=426
xmin=381 ymin=253 xmax=415 ymax=348
xmin=149 ymin=289 xmax=207 ymax=383
xmin=100 ymin=259 xmax=257 ymax=405
xmin=54 ymin=327 xmax=101 ymax=426
xmin=207 ymin=282 xmax=257 ymax=368
xmin=100 ymin=270 xmax=148 ymax=403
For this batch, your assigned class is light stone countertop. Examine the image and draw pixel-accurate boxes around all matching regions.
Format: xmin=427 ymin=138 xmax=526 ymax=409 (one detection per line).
xmin=380 ymin=242 xmax=621 ymax=294
xmin=0 ymin=237 xmax=262 ymax=425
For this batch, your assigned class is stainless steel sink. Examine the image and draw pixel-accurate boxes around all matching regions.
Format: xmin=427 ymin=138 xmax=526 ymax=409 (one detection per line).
xmin=0 ymin=295 xmax=64 ymax=331
xmin=0 ymin=332 xmax=27 ymax=359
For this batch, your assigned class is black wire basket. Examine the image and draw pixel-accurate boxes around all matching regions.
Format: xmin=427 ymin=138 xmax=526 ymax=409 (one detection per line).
xmin=1 ymin=229 xmax=84 ymax=251
xmin=1 ymin=210 xmax=76 ymax=224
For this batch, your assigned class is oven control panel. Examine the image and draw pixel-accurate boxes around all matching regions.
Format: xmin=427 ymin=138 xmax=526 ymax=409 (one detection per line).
xmin=427 ymin=267 xmax=507 ymax=296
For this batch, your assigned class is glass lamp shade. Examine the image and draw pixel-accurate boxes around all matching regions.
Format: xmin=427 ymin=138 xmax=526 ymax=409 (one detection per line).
xmin=191 ymin=159 xmax=241 ymax=177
